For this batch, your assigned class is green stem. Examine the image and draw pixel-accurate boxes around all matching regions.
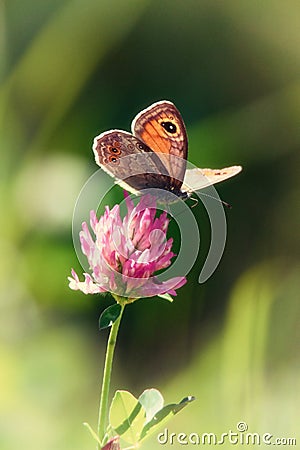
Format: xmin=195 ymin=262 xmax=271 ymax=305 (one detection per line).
xmin=97 ymin=300 xmax=125 ymax=448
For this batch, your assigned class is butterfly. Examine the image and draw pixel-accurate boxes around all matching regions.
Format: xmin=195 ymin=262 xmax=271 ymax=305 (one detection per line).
xmin=93 ymin=100 xmax=242 ymax=201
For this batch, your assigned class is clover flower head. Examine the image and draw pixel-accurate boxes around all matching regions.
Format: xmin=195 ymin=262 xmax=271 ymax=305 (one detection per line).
xmin=69 ymin=193 xmax=186 ymax=299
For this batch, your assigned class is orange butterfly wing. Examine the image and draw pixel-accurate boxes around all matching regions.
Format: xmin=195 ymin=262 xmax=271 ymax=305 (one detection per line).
xmin=131 ymin=100 xmax=188 ymax=191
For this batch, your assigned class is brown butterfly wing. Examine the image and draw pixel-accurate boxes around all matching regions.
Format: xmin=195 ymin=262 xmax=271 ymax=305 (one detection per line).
xmin=93 ymin=130 xmax=174 ymax=194
xmin=131 ymin=101 xmax=188 ymax=191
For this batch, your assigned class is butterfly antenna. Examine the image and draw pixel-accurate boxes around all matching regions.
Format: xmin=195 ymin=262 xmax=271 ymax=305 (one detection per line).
xmin=222 ymin=199 xmax=232 ymax=209
xmin=197 ymin=192 xmax=232 ymax=209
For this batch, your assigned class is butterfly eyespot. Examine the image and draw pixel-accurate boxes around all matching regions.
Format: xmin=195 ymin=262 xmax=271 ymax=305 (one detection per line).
xmin=137 ymin=143 xmax=144 ymax=150
xmin=108 ymin=155 xmax=119 ymax=163
xmin=110 ymin=146 xmax=121 ymax=154
xmin=161 ymin=121 xmax=177 ymax=134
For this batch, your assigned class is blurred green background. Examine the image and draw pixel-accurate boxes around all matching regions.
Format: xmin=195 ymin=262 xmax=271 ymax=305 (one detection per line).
xmin=1 ymin=1 xmax=299 ymax=449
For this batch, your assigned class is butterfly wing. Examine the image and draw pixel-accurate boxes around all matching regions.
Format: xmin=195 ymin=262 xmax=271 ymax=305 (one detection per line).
xmin=93 ymin=129 xmax=172 ymax=194
xmin=131 ymin=100 xmax=188 ymax=191
xmin=182 ymin=166 xmax=242 ymax=192
xmin=93 ymin=102 xmax=242 ymax=199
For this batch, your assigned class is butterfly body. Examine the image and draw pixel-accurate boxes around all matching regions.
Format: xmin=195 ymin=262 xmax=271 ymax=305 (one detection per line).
xmin=93 ymin=101 xmax=242 ymax=200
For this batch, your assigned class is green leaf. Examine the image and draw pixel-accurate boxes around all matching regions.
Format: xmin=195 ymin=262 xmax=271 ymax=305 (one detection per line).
xmin=83 ymin=422 xmax=102 ymax=446
xmin=109 ymin=390 xmax=146 ymax=445
xmin=157 ymin=293 xmax=173 ymax=302
xmin=99 ymin=304 xmax=121 ymax=330
xmin=138 ymin=389 xmax=164 ymax=424
xmin=139 ymin=395 xmax=195 ymax=442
